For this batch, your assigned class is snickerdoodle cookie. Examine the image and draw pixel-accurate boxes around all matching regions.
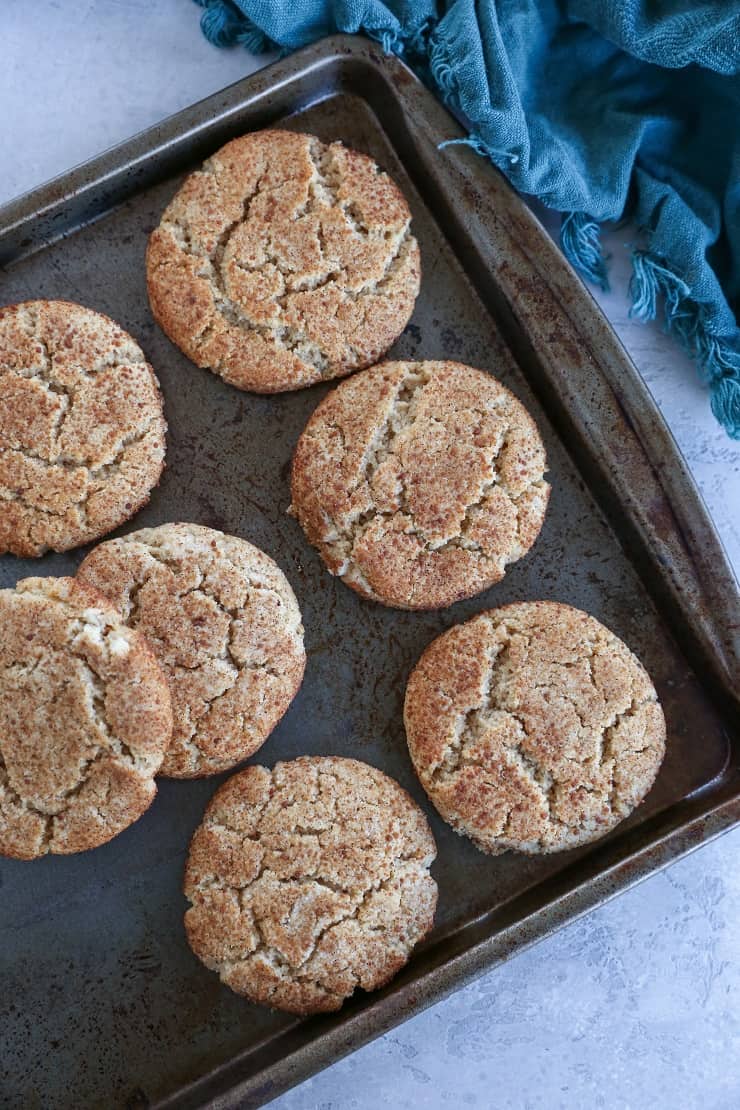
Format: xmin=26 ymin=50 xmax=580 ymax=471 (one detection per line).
xmin=0 ymin=300 xmax=166 ymax=557
xmin=404 ymin=601 xmax=666 ymax=854
xmin=0 ymin=576 xmax=172 ymax=860
xmin=290 ymin=360 xmax=549 ymax=609
xmin=77 ymin=523 xmax=305 ymax=778
xmin=184 ymin=756 xmax=437 ymax=1014
xmin=146 ymin=129 xmax=420 ymax=393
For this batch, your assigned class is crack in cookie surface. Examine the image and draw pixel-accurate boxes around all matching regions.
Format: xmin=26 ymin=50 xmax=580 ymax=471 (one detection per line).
xmin=404 ymin=601 xmax=666 ymax=854
xmin=0 ymin=300 xmax=166 ymax=556
xmin=77 ymin=523 xmax=306 ymax=778
xmin=183 ymin=757 xmax=437 ymax=1015
xmin=146 ymin=130 xmax=421 ymax=392
xmin=291 ymin=360 xmax=550 ymax=609
xmin=0 ymin=576 xmax=172 ymax=860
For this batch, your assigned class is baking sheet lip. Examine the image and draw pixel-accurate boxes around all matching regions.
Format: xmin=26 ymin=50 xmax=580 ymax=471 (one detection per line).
xmin=2 ymin=34 xmax=739 ymax=1108
xmin=153 ymin=788 xmax=740 ymax=1110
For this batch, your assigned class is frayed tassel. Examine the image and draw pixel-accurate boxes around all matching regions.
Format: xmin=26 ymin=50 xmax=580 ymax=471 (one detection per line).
xmin=710 ymin=375 xmax=740 ymax=440
xmin=405 ymin=18 xmax=434 ymax=59
xmin=373 ymin=27 xmax=402 ymax=54
xmin=439 ymin=134 xmax=488 ymax=156
xmin=630 ymin=250 xmax=740 ymax=439
xmin=629 ymin=250 xmax=690 ymax=321
xmin=438 ymin=134 xmax=520 ymax=165
xmin=629 ymin=251 xmax=659 ymax=319
xmin=429 ymin=37 xmax=521 ymax=165
xmin=198 ymin=0 xmax=242 ymax=48
xmin=560 ymin=212 xmax=609 ymax=291
xmin=234 ymin=23 xmax=274 ymax=53
xmin=197 ymin=0 xmax=273 ymax=53
xmin=429 ymin=52 xmax=458 ymax=97
xmin=432 ymin=59 xmax=456 ymax=95
xmin=694 ymin=335 xmax=740 ymax=439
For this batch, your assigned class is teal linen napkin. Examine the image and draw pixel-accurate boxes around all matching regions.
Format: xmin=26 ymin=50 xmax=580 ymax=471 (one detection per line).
xmin=196 ymin=0 xmax=740 ymax=439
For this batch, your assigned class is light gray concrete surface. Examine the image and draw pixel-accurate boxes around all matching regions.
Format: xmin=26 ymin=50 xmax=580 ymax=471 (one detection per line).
xmin=1 ymin=3 xmax=738 ymax=1108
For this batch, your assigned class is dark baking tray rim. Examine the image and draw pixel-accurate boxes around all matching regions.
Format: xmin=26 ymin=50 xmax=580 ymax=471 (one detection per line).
xmin=1 ymin=35 xmax=739 ymax=1110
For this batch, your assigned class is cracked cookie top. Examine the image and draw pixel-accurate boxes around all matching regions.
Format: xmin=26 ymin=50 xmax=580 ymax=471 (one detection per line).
xmin=77 ymin=523 xmax=306 ymax=778
xmin=146 ymin=129 xmax=421 ymax=393
xmin=184 ymin=756 xmax=437 ymax=1014
xmin=0 ymin=300 xmax=166 ymax=557
xmin=290 ymin=360 xmax=549 ymax=609
xmin=404 ymin=601 xmax=666 ymax=854
xmin=0 ymin=575 xmax=173 ymax=860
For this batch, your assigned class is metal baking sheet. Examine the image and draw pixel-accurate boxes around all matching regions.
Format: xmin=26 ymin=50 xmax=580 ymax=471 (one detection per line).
xmin=1 ymin=36 xmax=738 ymax=1110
